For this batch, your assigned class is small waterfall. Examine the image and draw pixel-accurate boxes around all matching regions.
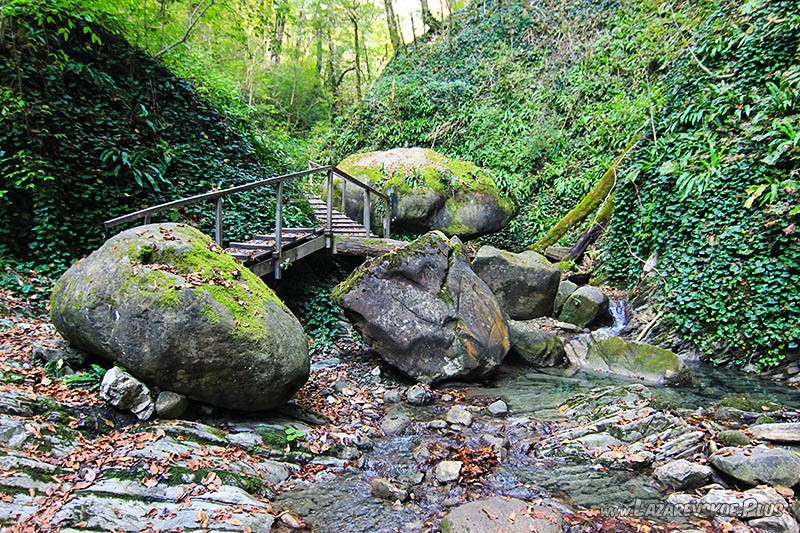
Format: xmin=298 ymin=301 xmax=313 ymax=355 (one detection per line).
xmin=606 ymin=298 xmax=630 ymax=336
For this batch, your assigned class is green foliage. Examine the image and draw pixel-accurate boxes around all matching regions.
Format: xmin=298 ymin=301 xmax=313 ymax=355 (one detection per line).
xmin=606 ymin=0 xmax=800 ymax=369
xmin=63 ymin=363 xmax=106 ymax=390
xmin=302 ymin=285 xmax=342 ymax=355
xmin=284 ymin=427 xmax=305 ymax=443
xmin=328 ymin=0 xmax=714 ymax=250
xmin=0 ymin=5 xmax=312 ymax=283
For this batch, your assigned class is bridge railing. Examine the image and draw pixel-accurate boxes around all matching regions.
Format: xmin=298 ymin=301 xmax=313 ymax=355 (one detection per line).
xmin=103 ymin=165 xmax=393 ymax=278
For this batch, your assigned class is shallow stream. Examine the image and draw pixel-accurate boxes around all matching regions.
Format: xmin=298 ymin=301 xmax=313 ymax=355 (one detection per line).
xmin=274 ymin=362 xmax=800 ymax=532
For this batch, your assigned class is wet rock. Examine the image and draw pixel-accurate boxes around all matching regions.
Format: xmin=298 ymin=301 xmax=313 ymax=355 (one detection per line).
xmin=445 ymin=405 xmax=473 ymax=427
xmin=370 ymin=477 xmax=409 ymax=502
xmin=99 ymin=367 xmax=154 ymax=420
xmin=51 ymin=223 xmax=309 ymax=411
xmin=487 ymin=400 xmax=508 ymax=416
xmin=406 ymin=384 xmax=431 ymax=405
xmin=507 ymin=320 xmax=567 ymax=367
xmin=155 ymin=391 xmax=188 ymax=419
xmin=750 ymin=423 xmax=800 ymax=444
xmin=558 ymin=285 xmax=608 ymax=328
xmin=332 ymin=232 xmax=510 ymax=384
xmin=717 ymin=429 xmax=751 ymax=447
xmin=428 ymin=419 xmax=448 ymax=430
xmin=481 ymin=434 xmax=509 ymax=453
xmin=598 ymin=448 xmax=654 ymax=469
xmin=710 ymin=446 xmax=800 ymax=487
xmin=435 ymin=460 xmax=463 ymax=482
xmin=554 ymin=280 xmax=578 ymax=315
xmin=748 ymin=513 xmax=800 ymax=533
xmin=654 ymin=459 xmax=713 ymax=490
xmin=381 ymin=413 xmax=412 ymax=436
xmin=440 ymin=496 xmax=564 ymax=533
xmin=471 ymin=246 xmax=561 ymax=319
xmin=564 ymin=331 xmax=689 ymax=385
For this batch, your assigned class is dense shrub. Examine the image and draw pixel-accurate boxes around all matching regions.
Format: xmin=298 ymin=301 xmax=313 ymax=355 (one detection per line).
xmin=606 ymin=0 xmax=800 ymax=368
xmin=0 ymin=2 xmax=312 ymax=281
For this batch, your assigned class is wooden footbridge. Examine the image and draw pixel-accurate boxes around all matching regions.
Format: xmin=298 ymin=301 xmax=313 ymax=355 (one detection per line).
xmin=103 ymin=166 xmax=404 ymax=279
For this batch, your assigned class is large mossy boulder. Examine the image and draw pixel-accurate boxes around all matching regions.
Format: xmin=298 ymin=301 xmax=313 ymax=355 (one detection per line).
xmin=50 ymin=223 xmax=309 ymax=411
xmin=564 ymin=331 xmax=689 ymax=385
xmin=331 ymin=231 xmax=510 ymax=384
xmin=471 ymin=245 xmax=561 ymax=319
xmin=336 ymin=148 xmax=514 ymax=239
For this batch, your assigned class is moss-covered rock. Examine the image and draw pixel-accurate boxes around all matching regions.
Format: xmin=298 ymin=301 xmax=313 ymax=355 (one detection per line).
xmin=507 ymin=320 xmax=566 ymax=367
xmin=50 ymin=223 xmax=309 ymax=411
xmin=717 ymin=430 xmax=751 ymax=447
xmin=564 ymin=331 xmax=690 ymax=386
xmin=710 ymin=445 xmax=800 ymax=487
xmin=558 ymin=285 xmax=609 ymax=328
xmin=337 ymin=148 xmax=515 ymax=239
xmin=332 ymin=231 xmax=509 ymax=384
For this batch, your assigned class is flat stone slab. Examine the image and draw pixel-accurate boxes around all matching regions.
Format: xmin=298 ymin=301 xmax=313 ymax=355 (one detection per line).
xmin=750 ymin=422 xmax=800 ymax=444
xmin=441 ymin=496 xmax=564 ymax=533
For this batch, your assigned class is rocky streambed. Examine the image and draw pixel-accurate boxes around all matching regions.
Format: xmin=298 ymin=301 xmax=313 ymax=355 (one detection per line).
xmin=4 ymin=295 xmax=800 ymax=533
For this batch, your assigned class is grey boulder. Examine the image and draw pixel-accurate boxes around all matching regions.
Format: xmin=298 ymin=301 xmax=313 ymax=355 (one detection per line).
xmin=564 ymin=330 xmax=689 ymax=385
xmin=99 ymin=367 xmax=154 ymax=420
xmin=710 ymin=446 xmax=800 ymax=487
xmin=50 ymin=223 xmax=309 ymax=411
xmin=751 ymin=423 xmax=800 ymax=444
xmin=653 ymin=459 xmax=713 ymax=491
xmin=332 ymin=231 xmax=509 ymax=384
xmin=471 ymin=246 xmax=561 ymax=319
xmin=507 ymin=319 xmax=567 ymax=367
xmin=558 ymin=285 xmax=608 ymax=327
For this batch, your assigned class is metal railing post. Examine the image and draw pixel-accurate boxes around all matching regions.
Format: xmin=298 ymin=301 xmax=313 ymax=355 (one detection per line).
xmin=274 ymin=181 xmax=283 ymax=279
xmin=144 ymin=214 xmax=151 ymax=225
xmin=383 ymin=199 xmax=390 ymax=239
xmin=341 ymin=179 xmax=347 ymax=213
xmin=363 ymin=190 xmax=371 ymax=237
xmin=326 ymin=167 xmax=334 ymax=248
xmin=214 ymin=197 xmax=223 ymax=246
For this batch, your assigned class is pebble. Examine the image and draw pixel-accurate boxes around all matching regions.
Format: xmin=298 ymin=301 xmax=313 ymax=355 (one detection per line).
xmin=487 ymin=400 xmax=508 ymax=416
xmin=406 ymin=384 xmax=431 ymax=406
xmin=445 ymin=405 xmax=473 ymax=427
xmin=383 ymin=390 xmax=403 ymax=403
xmin=435 ymin=461 xmax=463 ymax=483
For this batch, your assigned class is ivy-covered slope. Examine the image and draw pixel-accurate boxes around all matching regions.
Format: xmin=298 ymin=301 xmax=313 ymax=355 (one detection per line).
xmin=329 ymin=0 xmax=715 ymax=249
xmin=334 ymin=0 xmax=798 ymax=367
xmin=606 ymin=0 xmax=800 ymax=368
xmin=0 ymin=4 xmax=309 ymax=283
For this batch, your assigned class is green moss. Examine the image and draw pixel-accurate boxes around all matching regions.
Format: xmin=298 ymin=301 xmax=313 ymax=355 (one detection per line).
xmin=754 ymin=415 xmax=776 ymax=425
xmin=717 ymin=429 xmax=751 ymax=447
xmin=718 ymin=396 xmax=780 ymax=413
xmin=200 ymin=304 xmax=221 ymax=324
xmin=140 ymin=226 xmax=284 ymax=341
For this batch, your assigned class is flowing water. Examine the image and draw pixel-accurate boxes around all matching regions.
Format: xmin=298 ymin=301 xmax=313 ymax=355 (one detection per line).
xmin=274 ymin=360 xmax=800 ymax=532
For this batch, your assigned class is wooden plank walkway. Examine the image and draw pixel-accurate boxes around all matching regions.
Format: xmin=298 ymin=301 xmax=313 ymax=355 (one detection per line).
xmin=225 ymin=199 xmax=379 ymax=277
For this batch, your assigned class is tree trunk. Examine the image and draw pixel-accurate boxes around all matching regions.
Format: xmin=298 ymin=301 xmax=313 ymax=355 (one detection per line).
xmin=349 ymin=11 xmax=362 ymax=105
xmin=271 ymin=5 xmax=285 ymax=63
xmin=565 ymin=193 xmax=614 ymax=262
xmin=420 ymin=0 xmax=441 ymax=32
xmin=527 ymin=136 xmax=638 ymax=252
xmin=383 ymin=0 xmax=402 ymax=51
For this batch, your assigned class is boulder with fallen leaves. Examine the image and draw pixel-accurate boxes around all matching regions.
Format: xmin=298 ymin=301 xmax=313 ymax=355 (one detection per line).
xmin=51 ymin=223 xmax=309 ymax=411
